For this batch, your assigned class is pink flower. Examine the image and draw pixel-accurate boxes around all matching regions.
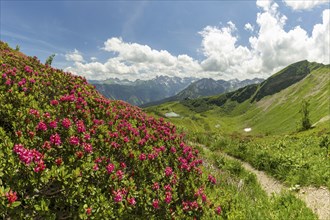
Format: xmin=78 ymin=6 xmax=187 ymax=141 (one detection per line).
xmin=152 ymin=199 xmax=159 ymax=209
xmin=216 ymin=206 xmax=222 ymax=215
xmin=170 ymin=147 xmax=176 ymax=153
xmin=120 ymin=162 xmax=126 ymax=169
xmin=83 ymin=143 xmax=93 ymax=153
xmin=50 ymin=100 xmax=59 ymax=106
xmin=55 ymin=157 xmax=63 ymax=166
xmin=93 ymin=163 xmax=99 ymax=171
xmin=84 ymin=133 xmax=91 ymax=140
xmin=165 ymin=167 xmax=173 ymax=177
xmin=28 ymin=131 xmax=35 ymax=139
xmin=50 ymin=133 xmax=61 ymax=146
xmin=29 ymin=78 xmax=36 ymax=83
xmin=69 ymin=136 xmax=80 ymax=146
xmin=182 ymin=201 xmax=190 ymax=211
xmin=201 ymin=194 xmax=207 ymax=203
xmin=164 ymin=191 xmax=172 ymax=204
xmin=76 ymin=151 xmax=83 ymax=159
xmin=34 ymin=160 xmax=46 ymax=173
xmin=76 ymin=120 xmax=86 ymax=133
xmin=42 ymin=141 xmax=51 ymax=150
xmin=106 ymin=163 xmax=115 ymax=174
xmin=61 ymin=118 xmax=71 ymax=129
xmin=49 ymin=120 xmax=57 ymax=129
xmin=208 ymin=175 xmax=216 ymax=184
xmin=86 ymin=207 xmax=92 ymax=215
xmin=5 ymin=190 xmax=17 ymax=204
xmin=24 ymin=65 xmax=33 ymax=73
xmin=113 ymin=190 xmax=123 ymax=203
xmin=153 ymin=182 xmax=160 ymax=191
xmin=36 ymin=121 xmax=47 ymax=131
xmin=13 ymin=144 xmax=42 ymax=165
xmin=116 ymin=170 xmax=124 ymax=180
xmin=127 ymin=197 xmax=136 ymax=206
xmin=139 ymin=153 xmax=146 ymax=161
xmin=123 ymin=136 xmax=129 ymax=143
xmin=164 ymin=184 xmax=172 ymax=191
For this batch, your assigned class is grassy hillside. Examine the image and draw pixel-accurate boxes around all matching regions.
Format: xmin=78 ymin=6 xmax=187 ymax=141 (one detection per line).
xmin=145 ymin=60 xmax=330 ymax=194
xmin=146 ymin=60 xmax=329 ymax=135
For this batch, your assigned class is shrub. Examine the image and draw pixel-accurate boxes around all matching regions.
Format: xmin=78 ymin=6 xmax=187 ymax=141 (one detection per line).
xmin=0 ymin=41 xmax=221 ymax=219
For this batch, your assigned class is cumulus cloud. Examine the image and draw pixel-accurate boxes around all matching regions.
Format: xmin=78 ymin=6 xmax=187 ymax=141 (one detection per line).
xmin=244 ymin=23 xmax=255 ymax=32
xmin=65 ymin=1 xmax=329 ymax=81
xmin=65 ymin=49 xmax=84 ymax=63
xmin=90 ymin=57 xmax=97 ymax=61
xmin=65 ymin=37 xmax=201 ymax=80
xmin=284 ymin=0 xmax=329 ymax=10
xmin=198 ymin=0 xmax=329 ymax=79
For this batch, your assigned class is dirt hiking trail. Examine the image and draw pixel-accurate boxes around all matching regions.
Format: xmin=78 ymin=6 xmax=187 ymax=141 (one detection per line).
xmin=195 ymin=143 xmax=330 ymax=220
xmin=223 ymin=153 xmax=330 ymax=220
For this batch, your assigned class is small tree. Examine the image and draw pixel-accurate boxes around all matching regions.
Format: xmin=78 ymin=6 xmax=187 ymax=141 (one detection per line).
xmin=15 ymin=45 xmax=20 ymax=51
xmin=299 ymin=99 xmax=311 ymax=131
xmin=45 ymin=54 xmax=55 ymax=66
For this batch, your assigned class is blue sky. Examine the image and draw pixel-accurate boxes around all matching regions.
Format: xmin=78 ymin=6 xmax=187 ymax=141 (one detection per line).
xmin=1 ymin=0 xmax=329 ymax=80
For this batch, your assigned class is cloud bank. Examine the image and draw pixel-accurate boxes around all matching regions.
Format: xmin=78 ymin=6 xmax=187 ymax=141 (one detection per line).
xmin=283 ymin=0 xmax=329 ymax=10
xmin=65 ymin=0 xmax=329 ymax=81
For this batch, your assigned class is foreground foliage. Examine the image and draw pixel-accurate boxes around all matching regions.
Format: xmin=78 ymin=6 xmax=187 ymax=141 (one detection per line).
xmin=197 ymin=146 xmax=317 ymax=220
xmin=209 ymin=131 xmax=330 ymax=189
xmin=0 ymin=41 xmax=220 ymax=219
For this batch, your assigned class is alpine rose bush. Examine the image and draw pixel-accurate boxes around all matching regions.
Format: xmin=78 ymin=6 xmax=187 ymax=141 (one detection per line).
xmin=0 ymin=41 xmax=221 ymax=219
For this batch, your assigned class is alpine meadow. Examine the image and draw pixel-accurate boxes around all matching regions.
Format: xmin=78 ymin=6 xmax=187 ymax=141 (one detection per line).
xmin=1 ymin=0 xmax=329 ymax=219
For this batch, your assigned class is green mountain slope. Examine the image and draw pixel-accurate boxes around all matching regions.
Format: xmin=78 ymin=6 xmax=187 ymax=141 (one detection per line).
xmin=146 ymin=61 xmax=330 ymax=135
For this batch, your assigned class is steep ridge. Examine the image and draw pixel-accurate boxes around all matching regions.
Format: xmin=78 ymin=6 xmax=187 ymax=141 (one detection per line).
xmin=93 ymin=76 xmax=196 ymax=105
xmin=176 ymin=60 xmax=329 ymax=134
xmin=141 ymin=77 xmax=263 ymax=108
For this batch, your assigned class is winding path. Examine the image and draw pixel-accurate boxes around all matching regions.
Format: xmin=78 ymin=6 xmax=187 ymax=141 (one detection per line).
xmin=195 ymin=143 xmax=330 ymax=220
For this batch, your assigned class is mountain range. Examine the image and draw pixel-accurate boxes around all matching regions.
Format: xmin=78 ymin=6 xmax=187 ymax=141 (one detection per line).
xmin=92 ymin=76 xmax=263 ymax=106
xmin=141 ymin=77 xmax=263 ymax=107
xmin=145 ymin=60 xmax=329 ymax=135
xmin=91 ymin=76 xmax=196 ymax=106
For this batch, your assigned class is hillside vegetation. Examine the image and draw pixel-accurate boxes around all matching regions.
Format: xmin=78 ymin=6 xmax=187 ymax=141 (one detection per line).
xmin=147 ymin=60 xmax=329 ymax=135
xmin=0 ymin=41 xmax=223 ymax=219
xmin=145 ymin=60 xmax=330 ymax=191
xmin=0 ymin=41 xmax=321 ymax=219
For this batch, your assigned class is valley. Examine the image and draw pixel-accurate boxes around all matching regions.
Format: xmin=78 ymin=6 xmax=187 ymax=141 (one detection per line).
xmin=0 ymin=42 xmax=329 ymax=219
xmin=145 ymin=60 xmax=330 ymax=219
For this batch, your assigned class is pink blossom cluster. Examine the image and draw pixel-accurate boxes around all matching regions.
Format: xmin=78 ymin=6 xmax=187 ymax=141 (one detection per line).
xmin=13 ymin=144 xmax=46 ymax=172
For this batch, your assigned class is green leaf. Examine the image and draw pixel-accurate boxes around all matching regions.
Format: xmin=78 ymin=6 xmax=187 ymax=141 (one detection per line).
xmin=11 ymin=201 xmax=21 ymax=207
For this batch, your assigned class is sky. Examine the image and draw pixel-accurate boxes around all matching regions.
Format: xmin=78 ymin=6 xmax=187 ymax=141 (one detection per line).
xmin=1 ymin=0 xmax=329 ymax=81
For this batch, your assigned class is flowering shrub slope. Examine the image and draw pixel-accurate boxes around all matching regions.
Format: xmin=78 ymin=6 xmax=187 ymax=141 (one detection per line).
xmin=0 ymin=41 xmax=220 ymax=219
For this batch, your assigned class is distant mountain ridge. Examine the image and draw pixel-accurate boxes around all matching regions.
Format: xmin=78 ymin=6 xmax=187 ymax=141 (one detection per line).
xmin=141 ymin=77 xmax=263 ymax=107
xmin=92 ymin=76 xmax=197 ymax=106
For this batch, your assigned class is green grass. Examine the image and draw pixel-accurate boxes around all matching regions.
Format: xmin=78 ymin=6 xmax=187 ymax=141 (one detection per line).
xmin=145 ymin=63 xmax=329 ymax=136
xmin=209 ymin=129 xmax=330 ymax=189
xmin=198 ymin=146 xmax=317 ymax=220
xmin=143 ymin=62 xmax=329 ymax=218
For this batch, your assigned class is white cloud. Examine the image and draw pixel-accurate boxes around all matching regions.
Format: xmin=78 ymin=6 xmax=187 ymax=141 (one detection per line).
xmin=198 ymin=1 xmax=329 ymax=79
xmin=65 ymin=1 xmax=329 ymax=81
xmin=65 ymin=49 xmax=84 ymax=63
xmin=65 ymin=37 xmax=201 ymax=80
xmin=284 ymin=0 xmax=329 ymax=10
xmin=90 ymin=57 xmax=97 ymax=61
xmin=244 ymin=23 xmax=255 ymax=32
